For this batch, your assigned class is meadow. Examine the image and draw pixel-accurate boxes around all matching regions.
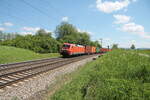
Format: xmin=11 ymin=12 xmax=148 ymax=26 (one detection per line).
xmin=0 ymin=46 xmax=60 ymax=64
xmin=51 ymin=50 xmax=150 ymax=100
xmin=137 ymin=50 xmax=150 ymax=56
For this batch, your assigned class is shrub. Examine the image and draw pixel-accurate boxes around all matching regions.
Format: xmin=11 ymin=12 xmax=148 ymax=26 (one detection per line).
xmin=51 ymin=50 xmax=150 ymax=100
xmin=0 ymin=35 xmax=61 ymax=53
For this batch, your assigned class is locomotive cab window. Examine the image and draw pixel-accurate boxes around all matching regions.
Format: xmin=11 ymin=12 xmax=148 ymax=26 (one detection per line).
xmin=63 ymin=44 xmax=70 ymax=48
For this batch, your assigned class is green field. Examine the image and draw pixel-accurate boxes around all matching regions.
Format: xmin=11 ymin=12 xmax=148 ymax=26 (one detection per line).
xmin=0 ymin=46 xmax=60 ymax=64
xmin=50 ymin=50 xmax=150 ymax=100
xmin=137 ymin=50 xmax=150 ymax=56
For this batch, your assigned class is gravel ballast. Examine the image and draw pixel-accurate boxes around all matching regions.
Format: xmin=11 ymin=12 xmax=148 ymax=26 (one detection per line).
xmin=0 ymin=55 xmax=98 ymax=100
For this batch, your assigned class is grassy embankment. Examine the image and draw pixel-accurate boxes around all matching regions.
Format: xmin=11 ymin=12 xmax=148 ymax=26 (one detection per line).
xmin=0 ymin=46 xmax=61 ymax=64
xmin=50 ymin=50 xmax=150 ymax=100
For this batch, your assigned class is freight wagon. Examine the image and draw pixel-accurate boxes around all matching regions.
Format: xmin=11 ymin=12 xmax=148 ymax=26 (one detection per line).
xmin=85 ymin=46 xmax=96 ymax=54
xmin=100 ymin=48 xmax=112 ymax=53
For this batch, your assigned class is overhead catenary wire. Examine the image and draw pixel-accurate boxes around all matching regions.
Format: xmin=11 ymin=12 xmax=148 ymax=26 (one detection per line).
xmin=41 ymin=0 xmax=89 ymax=32
xmin=0 ymin=0 xmax=28 ymax=24
xmin=20 ymin=0 xmax=58 ymax=22
xmin=1 ymin=0 xmax=88 ymax=34
xmin=1 ymin=0 xmax=48 ymax=27
xmin=0 ymin=11 xmax=29 ymax=26
xmin=41 ymin=0 xmax=77 ymax=23
xmin=0 ymin=0 xmax=48 ymax=28
xmin=41 ymin=0 xmax=65 ymax=17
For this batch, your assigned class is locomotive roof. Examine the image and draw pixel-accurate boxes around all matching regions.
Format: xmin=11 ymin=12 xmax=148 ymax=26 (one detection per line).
xmin=64 ymin=43 xmax=84 ymax=47
xmin=64 ymin=43 xmax=75 ymax=46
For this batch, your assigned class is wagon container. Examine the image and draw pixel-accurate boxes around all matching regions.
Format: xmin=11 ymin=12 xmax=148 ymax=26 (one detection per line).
xmin=85 ymin=46 xmax=96 ymax=54
xmin=100 ymin=48 xmax=111 ymax=53
xmin=96 ymin=47 xmax=100 ymax=53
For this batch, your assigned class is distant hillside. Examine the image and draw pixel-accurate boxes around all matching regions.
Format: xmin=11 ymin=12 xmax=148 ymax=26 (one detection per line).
xmin=137 ymin=48 xmax=150 ymax=50
xmin=0 ymin=46 xmax=60 ymax=64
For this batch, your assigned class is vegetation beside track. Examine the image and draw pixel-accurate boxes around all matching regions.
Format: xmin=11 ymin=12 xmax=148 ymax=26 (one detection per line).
xmin=0 ymin=46 xmax=60 ymax=64
xmin=137 ymin=50 xmax=150 ymax=56
xmin=0 ymin=22 xmax=101 ymax=54
xmin=50 ymin=50 xmax=150 ymax=100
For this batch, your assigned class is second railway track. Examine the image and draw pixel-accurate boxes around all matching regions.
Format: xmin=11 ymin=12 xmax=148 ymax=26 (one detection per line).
xmin=0 ymin=54 xmax=99 ymax=89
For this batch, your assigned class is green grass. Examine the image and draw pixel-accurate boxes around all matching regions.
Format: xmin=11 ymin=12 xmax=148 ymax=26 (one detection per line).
xmin=50 ymin=50 xmax=150 ymax=100
xmin=0 ymin=46 xmax=61 ymax=64
xmin=137 ymin=50 xmax=150 ymax=56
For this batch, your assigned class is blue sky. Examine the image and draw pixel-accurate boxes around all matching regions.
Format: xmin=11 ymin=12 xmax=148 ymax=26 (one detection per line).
xmin=0 ymin=0 xmax=150 ymax=48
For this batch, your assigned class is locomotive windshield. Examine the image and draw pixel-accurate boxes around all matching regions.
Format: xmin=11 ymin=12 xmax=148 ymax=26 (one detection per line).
xmin=63 ymin=44 xmax=70 ymax=48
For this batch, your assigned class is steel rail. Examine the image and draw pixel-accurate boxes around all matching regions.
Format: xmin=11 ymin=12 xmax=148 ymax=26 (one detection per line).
xmin=0 ymin=58 xmax=67 ymax=76
xmin=0 ymin=54 xmax=98 ymax=89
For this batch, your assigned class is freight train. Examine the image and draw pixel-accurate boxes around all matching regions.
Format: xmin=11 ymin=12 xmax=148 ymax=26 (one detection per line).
xmin=60 ymin=43 xmax=111 ymax=57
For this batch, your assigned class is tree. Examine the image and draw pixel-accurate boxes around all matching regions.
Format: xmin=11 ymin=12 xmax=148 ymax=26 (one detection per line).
xmin=0 ymin=34 xmax=60 ymax=53
xmin=89 ymin=41 xmax=101 ymax=48
xmin=36 ymin=29 xmax=51 ymax=37
xmin=55 ymin=22 xmax=93 ymax=46
xmin=112 ymin=44 xmax=118 ymax=49
xmin=77 ymin=32 xmax=90 ymax=45
xmin=55 ymin=22 xmax=78 ymax=40
xmin=0 ymin=31 xmax=18 ymax=41
xmin=0 ymin=31 xmax=3 ymax=41
xmin=130 ymin=44 xmax=135 ymax=49
xmin=93 ymin=40 xmax=101 ymax=48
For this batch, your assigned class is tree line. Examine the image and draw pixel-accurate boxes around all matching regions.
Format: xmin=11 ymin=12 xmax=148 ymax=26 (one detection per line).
xmin=0 ymin=22 xmax=101 ymax=53
xmin=112 ymin=44 xmax=136 ymax=50
xmin=0 ymin=31 xmax=18 ymax=41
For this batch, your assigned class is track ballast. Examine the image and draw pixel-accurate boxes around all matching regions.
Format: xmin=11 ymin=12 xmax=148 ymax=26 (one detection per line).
xmin=0 ymin=54 xmax=99 ymax=89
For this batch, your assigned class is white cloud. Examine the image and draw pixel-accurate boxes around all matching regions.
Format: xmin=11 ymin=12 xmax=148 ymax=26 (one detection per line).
xmin=77 ymin=28 xmax=94 ymax=36
xmin=20 ymin=32 xmax=34 ymax=35
xmin=62 ymin=16 xmax=69 ymax=22
xmin=0 ymin=27 xmax=6 ymax=31
xmin=77 ymin=28 xmax=84 ymax=33
xmin=3 ymin=22 xmax=14 ymax=27
xmin=113 ymin=14 xmax=131 ymax=24
xmin=22 ymin=27 xmax=40 ymax=32
xmin=45 ymin=29 xmax=52 ymax=33
xmin=141 ymin=34 xmax=150 ymax=39
xmin=96 ymin=0 xmax=130 ymax=13
xmin=119 ymin=22 xmax=150 ymax=39
xmin=0 ymin=22 xmax=13 ymax=27
xmin=21 ymin=27 xmax=53 ymax=36
xmin=121 ymin=22 xmax=145 ymax=35
xmin=131 ymin=40 xmax=136 ymax=44
xmin=113 ymin=14 xmax=150 ymax=39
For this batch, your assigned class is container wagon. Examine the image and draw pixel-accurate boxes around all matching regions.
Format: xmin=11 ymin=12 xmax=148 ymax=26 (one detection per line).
xmin=85 ymin=46 xmax=96 ymax=54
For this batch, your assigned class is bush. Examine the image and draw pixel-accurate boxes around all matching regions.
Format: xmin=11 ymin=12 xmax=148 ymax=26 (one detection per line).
xmin=0 ymin=35 xmax=61 ymax=53
xmin=51 ymin=50 xmax=150 ymax=100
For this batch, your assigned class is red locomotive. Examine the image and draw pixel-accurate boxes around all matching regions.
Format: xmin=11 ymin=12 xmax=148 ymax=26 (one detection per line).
xmin=60 ymin=43 xmax=111 ymax=57
xmin=60 ymin=43 xmax=85 ymax=56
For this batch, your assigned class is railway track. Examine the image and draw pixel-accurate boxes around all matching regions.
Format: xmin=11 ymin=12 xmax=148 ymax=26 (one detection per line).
xmin=0 ymin=54 xmax=98 ymax=89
